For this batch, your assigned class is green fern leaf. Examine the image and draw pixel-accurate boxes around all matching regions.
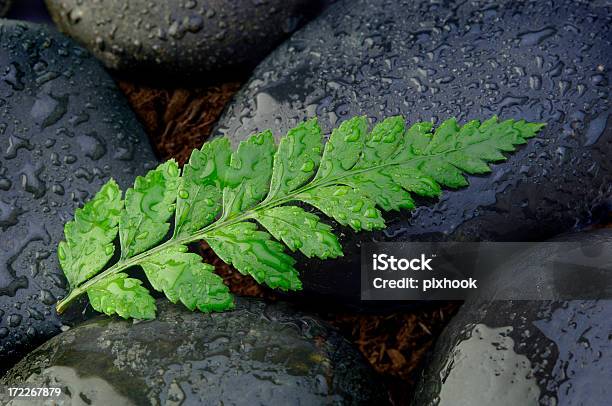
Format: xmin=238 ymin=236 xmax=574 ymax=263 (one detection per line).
xmin=222 ymin=131 xmax=276 ymax=216
xmin=266 ymin=118 xmax=322 ymax=200
xmin=119 ymin=160 xmax=180 ymax=258
xmin=299 ymin=186 xmax=385 ymax=231
xmin=56 ymin=115 xmax=545 ymax=319
xmin=206 ymin=222 xmax=301 ymax=290
xmin=254 ymin=206 xmax=342 ymax=259
xmin=174 ymin=138 xmax=231 ymax=237
xmin=141 ymin=245 xmax=233 ymax=312
xmin=315 ymin=116 xmax=368 ymax=180
xmin=57 ymin=180 xmax=123 ymax=288
xmin=87 ymin=273 xmax=156 ymax=319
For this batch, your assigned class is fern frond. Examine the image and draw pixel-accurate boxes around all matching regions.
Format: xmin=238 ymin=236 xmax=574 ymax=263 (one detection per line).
xmin=56 ymin=115 xmax=545 ymax=319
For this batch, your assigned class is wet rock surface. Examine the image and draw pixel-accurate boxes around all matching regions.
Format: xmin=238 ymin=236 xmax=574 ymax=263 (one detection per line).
xmin=412 ymin=229 xmax=612 ymax=405
xmin=1 ymin=298 xmax=388 ymax=405
xmin=215 ymin=0 xmax=612 ymax=308
xmin=0 ymin=21 xmax=157 ymax=372
xmin=44 ymin=0 xmax=330 ymax=77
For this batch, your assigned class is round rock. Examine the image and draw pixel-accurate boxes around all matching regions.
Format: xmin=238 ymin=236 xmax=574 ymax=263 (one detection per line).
xmin=1 ymin=298 xmax=387 ymax=405
xmin=412 ymin=228 xmax=612 ymax=405
xmin=214 ymin=0 xmax=612 ymax=308
xmin=44 ymin=0 xmax=330 ymax=76
xmin=0 ymin=21 xmax=157 ymax=372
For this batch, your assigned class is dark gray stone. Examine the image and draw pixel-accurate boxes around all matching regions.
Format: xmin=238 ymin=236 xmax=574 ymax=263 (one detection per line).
xmin=44 ymin=0 xmax=330 ymax=76
xmin=214 ymin=0 xmax=612 ymax=308
xmin=412 ymin=229 xmax=612 ymax=405
xmin=1 ymin=298 xmax=387 ymax=405
xmin=0 ymin=21 xmax=157 ymax=373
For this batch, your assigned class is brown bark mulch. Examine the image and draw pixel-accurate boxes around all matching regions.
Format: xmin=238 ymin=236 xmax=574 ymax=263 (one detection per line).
xmin=118 ymin=80 xmax=242 ymax=164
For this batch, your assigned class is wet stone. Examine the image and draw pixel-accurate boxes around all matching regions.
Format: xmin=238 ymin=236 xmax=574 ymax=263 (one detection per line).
xmin=0 ymin=21 xmax=157 ymax=372
xmin=214 ymin=0 xmax=612 ymax=309
xmin=44 ymin=0 xmax=330 ymax=76
xmin=1 ymin=298 xmax=387 ymax=405
xmin=412 ymin=229 xmax=612 ymax=405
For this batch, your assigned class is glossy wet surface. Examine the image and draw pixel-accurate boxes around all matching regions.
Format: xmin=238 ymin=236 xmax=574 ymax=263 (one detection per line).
xmin=214 ymin=0 xmax=612 ymax=308
xmin=0 ymin=20 xmax=157 ymax=372
xmin=413 ymin=229 xmax=612 ymax=405
xmin=44 ymin=0 xmax=330 ymax=76
xmin=1 ymin=298 xmax=388 ymax=405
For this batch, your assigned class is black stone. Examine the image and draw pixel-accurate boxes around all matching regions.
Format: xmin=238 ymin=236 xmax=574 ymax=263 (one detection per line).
xmin=214 ymin=0 xmax=612 ymax=309
xmin=0 ymin=21 xmax=157 ymax=373
xmin=412 ymin=228 xmax=612 ymax=405
xmin=1 ymin=298 xmax=387 ymax=405
xmin=44 ymin=0 xmax=330 ymax=77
